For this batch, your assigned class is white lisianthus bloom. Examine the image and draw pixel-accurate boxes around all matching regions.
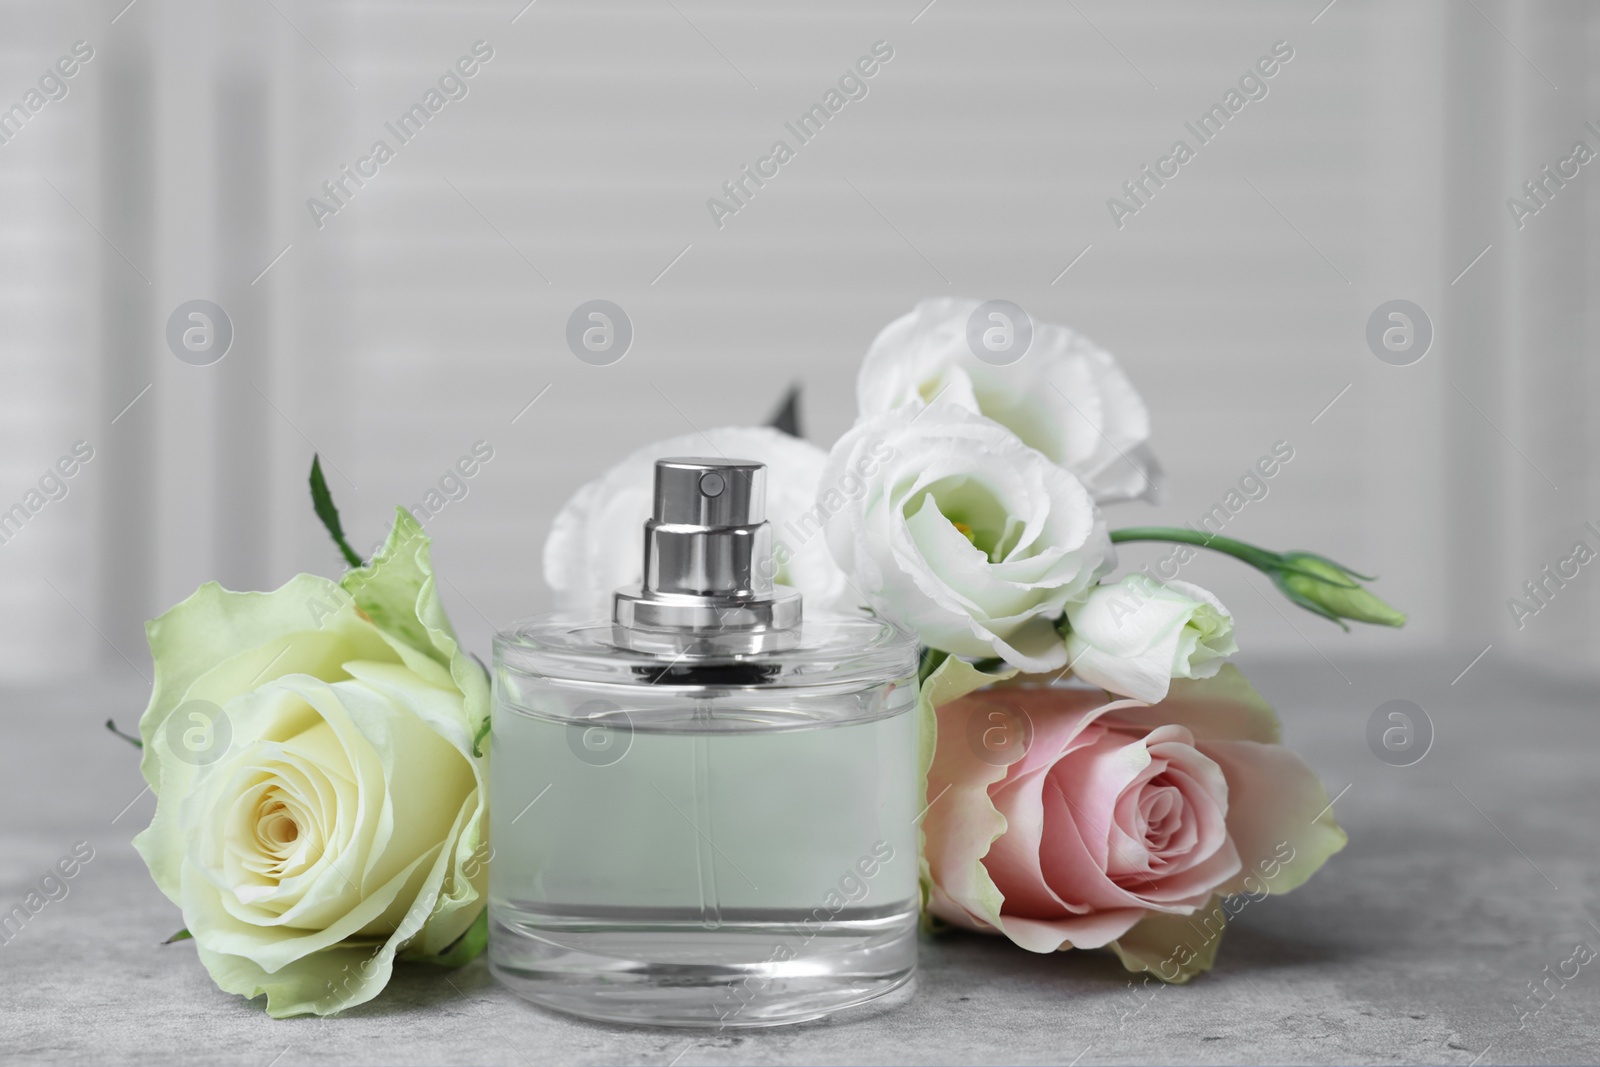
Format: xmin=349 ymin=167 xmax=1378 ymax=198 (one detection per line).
xmin=857 ymin=296 xmax=1161 ymax=504
xmin=1063 ymin=575 xmax=1238 ymax=703
xmin=823 ymin=404 xmax=1112 ymax=671
xmin=133 ymin=512 xmax=489 ymax=1017
xmin=543 ymin=426 xmax=856 ymax=614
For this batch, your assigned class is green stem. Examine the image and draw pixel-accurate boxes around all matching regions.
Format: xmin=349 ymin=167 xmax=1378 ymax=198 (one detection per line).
xmin=1109 ymin=526 xmax=1280 ymax=572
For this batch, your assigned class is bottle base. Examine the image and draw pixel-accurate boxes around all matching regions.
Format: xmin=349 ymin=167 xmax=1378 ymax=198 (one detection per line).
xmin=488 ymin=905 xmax=919 ymax=1028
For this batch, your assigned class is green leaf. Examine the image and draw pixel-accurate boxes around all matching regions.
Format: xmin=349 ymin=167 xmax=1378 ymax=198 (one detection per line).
xmin=309 ymin=455 xmax=364 ymax=570
xmin=163 ymin=928 xmax=192 ymax=944
xmin=767 ymin=384 xmax=802 ymax=438
xmin=105 ymin=718 xmax=142 ymax=748
xmin=415 ymin=909 xmax=486 ymax=968
xmin=471 ymin=717 xmax=491 ymax=759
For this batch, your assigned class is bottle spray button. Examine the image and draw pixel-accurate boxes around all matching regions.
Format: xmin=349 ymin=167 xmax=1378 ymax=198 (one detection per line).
xmin=652 ymin=458 xmax=765 ymax=527
xmin=613 ymin=457 xmax=802 ymax=644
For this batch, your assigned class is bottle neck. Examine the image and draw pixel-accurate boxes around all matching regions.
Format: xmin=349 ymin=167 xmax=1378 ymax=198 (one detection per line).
xmin=643 ymin=520 xmax=775 ymax=599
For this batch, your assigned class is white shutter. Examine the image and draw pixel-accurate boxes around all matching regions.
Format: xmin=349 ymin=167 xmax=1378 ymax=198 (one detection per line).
xmin=0 ymin=5 xmax=105 ymax=678
xmin=1 ymin=0 xmax=1595 ymax=681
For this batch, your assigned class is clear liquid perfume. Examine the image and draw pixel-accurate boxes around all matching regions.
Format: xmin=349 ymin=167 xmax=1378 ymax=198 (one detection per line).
xmin=489 ymin=458 xmax=921 ymax=1028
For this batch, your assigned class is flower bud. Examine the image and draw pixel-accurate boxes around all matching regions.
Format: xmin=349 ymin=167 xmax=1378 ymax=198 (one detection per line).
xmin=1273 ymin=553 xmax=1406 ymax=630
xmin=1059 ymin=575 xmax=1237 ymax=702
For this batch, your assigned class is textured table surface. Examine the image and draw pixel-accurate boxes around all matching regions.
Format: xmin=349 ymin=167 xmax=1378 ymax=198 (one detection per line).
xmin=2 ymin=656 xmax=1597 ymax=1066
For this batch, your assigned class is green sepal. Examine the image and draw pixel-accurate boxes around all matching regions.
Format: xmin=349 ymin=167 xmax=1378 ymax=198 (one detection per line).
xmin=106 ymin=719 xmax=143 ymax=748
xmin=309 ymin=455 xmax=364 ymax=570
xmin=767 ymin=384 xmax=802 ymax=438
xmin=414 ymin=909 xmax=486 ymax=968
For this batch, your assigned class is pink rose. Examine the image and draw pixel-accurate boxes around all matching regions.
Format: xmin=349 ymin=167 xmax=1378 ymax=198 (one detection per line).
xmin=920 ymin=660 xmax=1346 ymax=981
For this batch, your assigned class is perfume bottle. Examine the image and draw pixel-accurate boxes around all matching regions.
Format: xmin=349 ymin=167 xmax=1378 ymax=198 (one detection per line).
xmin=489 ymin=458 xmax=921 ymax=1027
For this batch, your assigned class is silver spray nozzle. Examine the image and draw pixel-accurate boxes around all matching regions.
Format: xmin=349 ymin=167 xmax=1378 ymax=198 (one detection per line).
xmin=652 ymin=458 xmax=765 ymax=529
xmin=613 ymin=458 xmax=802 ymax=646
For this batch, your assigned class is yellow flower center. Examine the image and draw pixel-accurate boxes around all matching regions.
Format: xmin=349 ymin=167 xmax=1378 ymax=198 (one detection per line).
xmin=255 ymin=792 xmax=305 ymax=864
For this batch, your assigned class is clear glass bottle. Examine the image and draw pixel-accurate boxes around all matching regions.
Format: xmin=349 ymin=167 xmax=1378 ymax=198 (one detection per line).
xmin=489 ymin=458 xmax=921 ymax=1028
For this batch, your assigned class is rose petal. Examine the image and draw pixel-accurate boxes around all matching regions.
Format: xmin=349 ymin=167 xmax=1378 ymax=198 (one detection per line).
xmin=1100 ymin=664 xmax=1280 ymax=744
xmin=1107 ymin=896 xmax=1229 ymax=983
xmin=1201 ymin=739 xmax=1348 ymax=897
xmin=923 ymin=661 xmax=1018 ymax=932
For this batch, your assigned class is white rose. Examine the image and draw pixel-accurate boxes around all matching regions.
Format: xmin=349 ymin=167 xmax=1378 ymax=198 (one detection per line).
xmin=1063 ymin=575 xmax=1238 ymax=702
xmin=822 ymin=404 xmax=1112 ymax=671
xmin=134 ymin=513 xmax=488 ymax=1017
xmin=543 ymin=426 xmax=856 ymax=614
xmin=857 ymin=296 xmax=1161 ymax=504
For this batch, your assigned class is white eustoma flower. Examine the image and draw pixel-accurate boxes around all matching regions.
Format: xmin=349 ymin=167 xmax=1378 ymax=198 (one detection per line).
xmin=1063 ymin=575 xmax=1238 ymax=703
xmin=543 ymin=426 xmax=856 ymax=614
xmin=857 ymin=296 xmax=1161 ymax=504
xmin=822 ymin=404 xmax=1112 ymax=671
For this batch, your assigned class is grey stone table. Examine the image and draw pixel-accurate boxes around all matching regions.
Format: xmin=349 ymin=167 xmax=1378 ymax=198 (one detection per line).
xmin=3 ymin=656 xmax=1597 ymax=1066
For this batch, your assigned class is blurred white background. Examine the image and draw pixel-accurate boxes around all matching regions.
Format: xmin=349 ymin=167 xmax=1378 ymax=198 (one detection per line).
xmin=2 ymin=0 xmax=1596 ymax=686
